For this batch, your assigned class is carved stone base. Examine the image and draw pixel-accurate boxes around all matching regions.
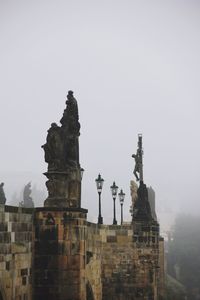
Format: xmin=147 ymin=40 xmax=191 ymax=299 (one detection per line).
xmin=133 ymin=181 xmax=153 ymax=221
xmin=44 ymin=169 xmax=82 ymax=208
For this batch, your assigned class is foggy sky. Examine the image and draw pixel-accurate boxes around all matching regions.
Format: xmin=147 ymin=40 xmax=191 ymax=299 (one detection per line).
xmin=1 ymin=0 xmax=200 ymax=231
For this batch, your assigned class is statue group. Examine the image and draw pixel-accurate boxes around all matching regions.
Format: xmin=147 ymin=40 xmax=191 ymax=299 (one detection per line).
xmin=42 ymin=91 xmax=80 ymax=171
xmin=42 ymin=91 xmax=82 ymax=207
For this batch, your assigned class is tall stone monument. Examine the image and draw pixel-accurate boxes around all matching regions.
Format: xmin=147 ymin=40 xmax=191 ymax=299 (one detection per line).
xmin=131 ymin=135 xmax=160 ymax=299
xmin=42 ymin=90 xmax=83 ymax=208
xmin=34 ymin=91 xmax=87 ymax=300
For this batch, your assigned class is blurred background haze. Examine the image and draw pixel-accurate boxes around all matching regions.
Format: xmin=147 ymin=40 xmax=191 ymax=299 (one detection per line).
xmin=0 ymin=0 xmax=200 ymax=232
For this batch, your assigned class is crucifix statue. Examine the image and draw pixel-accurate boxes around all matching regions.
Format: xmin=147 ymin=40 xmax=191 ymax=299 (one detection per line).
xmin=132 ymin=134 xmax=143 ymax=182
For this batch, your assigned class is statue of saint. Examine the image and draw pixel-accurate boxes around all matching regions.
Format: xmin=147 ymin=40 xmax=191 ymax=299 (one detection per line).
xmin=42 ymin=123 xmax=63 ymax=171
xmin=0 ymin=182 xmax=6 ymax=204
xmin=60 ymin=90 xmax=80 ymax=136
xmin=60 ymin=90 xmax=80 ymax=168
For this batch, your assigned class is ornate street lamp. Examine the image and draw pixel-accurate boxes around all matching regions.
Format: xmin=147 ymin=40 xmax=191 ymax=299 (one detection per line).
xmin=95 ymin=174 xmax=104 ymax=224
xmin=118 ymin=189 xmax=125 ymax=225
xmin=110 ymin=181 xmax=118 ymax=225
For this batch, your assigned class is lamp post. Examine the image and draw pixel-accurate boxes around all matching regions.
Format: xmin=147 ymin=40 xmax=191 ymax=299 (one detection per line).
xmin=118 ymin=189 xmax=125 ymax=225
xmin=110 ymin=181 xmax=118 ymax=225
xmin=95 ymin=174 xmax=104 ymax=224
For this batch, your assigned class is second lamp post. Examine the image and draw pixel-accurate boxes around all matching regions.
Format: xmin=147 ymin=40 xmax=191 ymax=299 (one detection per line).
xmin=118 ymin=189 xmax=125 ymax=225
xmin=95 ymin=174 xmax=104 ymax=224
xmin=110 ymin=181 xmax=118 ymax=225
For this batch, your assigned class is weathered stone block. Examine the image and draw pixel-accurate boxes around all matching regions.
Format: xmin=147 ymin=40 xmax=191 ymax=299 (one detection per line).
xmin=107 ymin=236 xmax=117 ymax=243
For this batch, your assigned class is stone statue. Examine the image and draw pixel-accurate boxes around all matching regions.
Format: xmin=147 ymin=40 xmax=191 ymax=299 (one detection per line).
xmin=42 ymin=91 xmax=83 ymax=208
xmin=42 ymin=123 xmax=64 ymax=171
xmin=0 ymin=182 xmax=6 ymax=204
xmin=60 ymin=90 xmax=80 ymax=135
xmin=42 ymin=91 xmax=80 ymax=171
xmin=60 ymin=90 xmax=80 ymax=168
xmin=23 ymin=182 xmax=34 ymax=208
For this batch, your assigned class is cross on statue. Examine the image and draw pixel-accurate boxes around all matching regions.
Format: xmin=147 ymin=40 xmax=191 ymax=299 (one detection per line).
xmin=132 ymin=134 xmax=143 ymax=182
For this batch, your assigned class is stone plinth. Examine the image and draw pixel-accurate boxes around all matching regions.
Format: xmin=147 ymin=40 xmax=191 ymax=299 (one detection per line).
xmin=133 ymin=219 xmax=160 ymax=300
xmin=44 ymin=168 xmax=82 ymax=208
xmin=33 ymin=207 xmax=87 ymax=300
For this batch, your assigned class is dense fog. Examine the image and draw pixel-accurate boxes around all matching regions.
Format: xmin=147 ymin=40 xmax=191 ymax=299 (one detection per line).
xmin=1 ymin=0 xmax=200 ymax=232
xmin=1 ymin=2 xmax=200 ymax=297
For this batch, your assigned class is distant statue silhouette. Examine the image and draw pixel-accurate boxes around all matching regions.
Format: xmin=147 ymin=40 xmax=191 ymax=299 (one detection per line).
xmin=23 ymin=182 xmax=34 ymax=208
xmin=0 ymin=182 xmax=6 ymax=204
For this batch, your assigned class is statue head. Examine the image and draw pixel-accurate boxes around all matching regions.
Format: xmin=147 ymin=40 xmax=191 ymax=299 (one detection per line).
xmin=0 ymin=182 xmax=4 ymax=187
xmin=68 ymin=90 xmax=73 ymax=97
xmin=66 ymin=90 xmax=74 ymax=103
xmin=51 ymin=123 xmax=58 ymax=129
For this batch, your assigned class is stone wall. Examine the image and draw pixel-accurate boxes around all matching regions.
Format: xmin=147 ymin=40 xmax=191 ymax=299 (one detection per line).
xmin=0 ymin=205 xmax=164 ymax=300
xmin=85 ymin=223 xmax=102 ymax=300
xmin=0 ymin=205 xmax=33 ymax=300
xmin=101 ymin=224 xmax=137 ymax=300
xmin=85 ymin=222 xmax=163 ymax=300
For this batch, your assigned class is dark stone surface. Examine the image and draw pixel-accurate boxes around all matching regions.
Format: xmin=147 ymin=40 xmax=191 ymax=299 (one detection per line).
xmin=148 ymin=186 xmax=157 ymax=221
xmin=4 ymin=205 xmax=34 ymax=214
xmin=34 ymin=207 xmax=88 ymax=213
xmin=133 ymin=181 xmax=152 ymax=221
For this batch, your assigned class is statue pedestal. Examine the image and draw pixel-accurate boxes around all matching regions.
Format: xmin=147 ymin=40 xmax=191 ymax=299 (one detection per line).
xmin=44 ymin=168 xmax=82 ymax=208
xmin=133 ymin=181 xmax=152 ymax=221
xmin=33 ymin=207 xmax=88 ymax=300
